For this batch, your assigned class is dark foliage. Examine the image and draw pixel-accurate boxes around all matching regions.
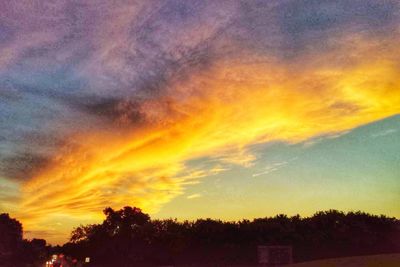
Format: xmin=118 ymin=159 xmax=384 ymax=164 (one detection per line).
xmin=0 ymin=213 xmax=50 ymax=266
xmin=1 ymin=209 xmax=399 ymax=266
xmin=0 ymin=213 xmax=23 ymax=265
xmin=61 ymin=208 xmax=400 ymax=266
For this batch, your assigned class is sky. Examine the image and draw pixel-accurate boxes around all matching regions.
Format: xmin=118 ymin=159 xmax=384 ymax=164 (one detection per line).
xmin=0 ymin=0 xmax=399 ymax=245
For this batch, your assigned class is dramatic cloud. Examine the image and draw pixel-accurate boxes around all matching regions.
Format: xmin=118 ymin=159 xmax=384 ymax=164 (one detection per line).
xmin=0 ymin=0 xmax=399 ymax=243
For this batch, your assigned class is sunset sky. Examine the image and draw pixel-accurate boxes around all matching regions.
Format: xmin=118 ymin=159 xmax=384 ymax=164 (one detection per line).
xmin=0 ymin=0 xmax=399 ymax=245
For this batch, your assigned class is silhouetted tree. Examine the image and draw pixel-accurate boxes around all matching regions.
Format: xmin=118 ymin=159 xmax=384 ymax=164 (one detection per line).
xmin=62 ymin=208 xmax=400 ymax=266
xmin=0 ymin=213 xmax=23 ymax=265
xmin=0 ymin=213 xmax=52 ymax=266
xmin=22 ymin=238 xmax=49 ymax=265
xmin=69 ymin=206 xmax=153 ymax=266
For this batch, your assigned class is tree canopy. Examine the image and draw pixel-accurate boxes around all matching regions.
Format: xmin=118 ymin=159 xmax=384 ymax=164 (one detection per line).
xmin=62 ymin=208 xmax=400 ymax=266
xmin=1 ymin=208 xmax=399 ymax=266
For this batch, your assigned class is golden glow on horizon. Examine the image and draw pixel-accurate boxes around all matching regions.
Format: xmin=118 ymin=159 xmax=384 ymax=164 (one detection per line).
xmin=18 ymin=36 xmax=400 ymax=244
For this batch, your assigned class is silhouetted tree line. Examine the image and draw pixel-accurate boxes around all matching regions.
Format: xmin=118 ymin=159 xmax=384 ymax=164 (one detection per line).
xmin=0 ymin=213 xmax=50 ymax=266
xmin=61 ymin=207 xmax=400 ymax=266
xmin=1 ymin=208 xmax=399 ymax=266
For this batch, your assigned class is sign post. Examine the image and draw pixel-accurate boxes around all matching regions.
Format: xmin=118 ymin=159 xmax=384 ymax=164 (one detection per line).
xmin=258 ymin=245 xmax=293 ymax=266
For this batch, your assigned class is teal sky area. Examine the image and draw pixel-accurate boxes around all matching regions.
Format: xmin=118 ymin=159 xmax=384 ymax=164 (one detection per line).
xmin=156 ymin=115 xmax=400 ymax=220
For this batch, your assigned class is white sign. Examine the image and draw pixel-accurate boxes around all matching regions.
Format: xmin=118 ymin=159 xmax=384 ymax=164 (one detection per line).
xmin=85 ymin=257 xmax=90 ymax=263
xmin=258 ymin=246 xmax=269 ymax=263
xmin=258 ymin=245 xmax=293 ymax=265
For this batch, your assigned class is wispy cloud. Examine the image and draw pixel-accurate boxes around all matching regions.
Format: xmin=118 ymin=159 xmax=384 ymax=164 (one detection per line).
xmin=252 ymin=161 xmax=289 ymax=177
xmin=371 ymin=129 xmax=398 ymax=138
xmin=187 ymin=193 xmax=202 ymax=200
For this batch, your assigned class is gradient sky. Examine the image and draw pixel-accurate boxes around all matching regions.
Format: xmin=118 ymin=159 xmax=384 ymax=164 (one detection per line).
xmin=0 ymin=0 xmax=399 ymax=245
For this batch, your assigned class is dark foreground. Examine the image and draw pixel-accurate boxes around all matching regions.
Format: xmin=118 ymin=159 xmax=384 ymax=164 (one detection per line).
xmin=1 ymin=208 xmax=399 ymax=266
xmin=288 ymin=253 xmax=400 ymax=267
xmin=52 ymin=253 xmax=400 ymax=267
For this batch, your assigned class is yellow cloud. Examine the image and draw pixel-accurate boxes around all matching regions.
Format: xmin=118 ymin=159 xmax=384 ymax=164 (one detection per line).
xmin=19 ymin=34 xmax=400 ymax=244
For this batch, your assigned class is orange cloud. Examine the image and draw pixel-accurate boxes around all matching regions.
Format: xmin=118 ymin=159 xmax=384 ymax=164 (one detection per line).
xmin=18 ymin=33 xmax=400 ymax=244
